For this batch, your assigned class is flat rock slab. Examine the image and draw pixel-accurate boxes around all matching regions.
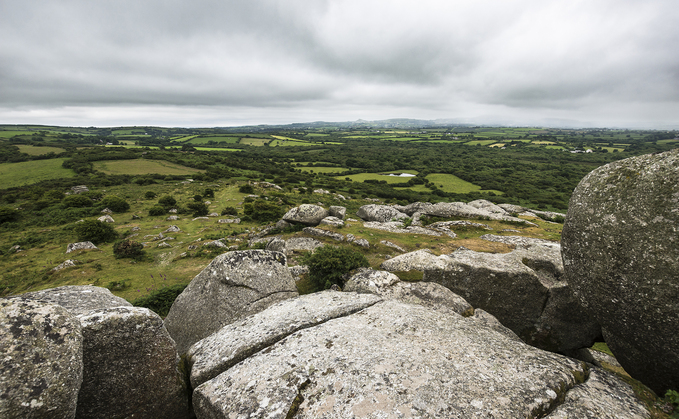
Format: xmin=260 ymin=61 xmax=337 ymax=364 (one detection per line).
xmin=283 ymin=204 xmax=329 ymax=226
xmin=363 ymin=221 xmax=442 ymax=236
xmin=187 ymin=291 xmax=382 ymax=388
xmin=0 ymin=299 xmax=83 ymax=419
xmin=380 ymin=249 xmax=450 ymax=272
xmin=193 ymin=300 xmax=590 ymax=418
xmin=17 ymin=285 xmax=131 ymax=316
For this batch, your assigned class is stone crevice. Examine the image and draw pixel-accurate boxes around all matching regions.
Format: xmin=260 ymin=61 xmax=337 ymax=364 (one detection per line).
xmin=534 ymin=362 xmax=591 ymax=418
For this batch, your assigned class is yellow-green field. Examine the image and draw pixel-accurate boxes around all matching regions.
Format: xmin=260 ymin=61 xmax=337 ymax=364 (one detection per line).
xmin=396 ymin=173 xmax=503 ymax=195
xmin=300 ymin=166 xmax=349 ymax=174
xmin=186 ymin=136 xmax=240 ymax=144
xmin=240 ymin=138 xmax=271 ymax=146
xmin=92 ymin=159 xmax=205 ymax=175
xmin=15 ymin=145 xmax=65 ymax=155
xmin=340 ymin=171 xmax=419 ymax=184
xmin=0 ymin=130 xmax=31 ymax=138
xmin=0 ymin=158 xmax=75 ymax=188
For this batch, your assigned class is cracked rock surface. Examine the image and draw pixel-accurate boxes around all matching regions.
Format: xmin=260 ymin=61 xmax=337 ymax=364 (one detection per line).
xmin=164 ymin=250 xmax=299 ymax=354
xmin=193 ymin=300 xmax=595 ymax=418
xmin=16 ymin=285 xmax=131 ymax=316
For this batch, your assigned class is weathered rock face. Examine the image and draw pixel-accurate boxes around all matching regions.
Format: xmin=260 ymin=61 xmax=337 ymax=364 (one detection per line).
xmin=319 ymin=216 xmax=344 ymax=227
xmin=164 ymin=250 xmax=299 ymax=354
xmin=66 ymin=241 xmax=98 ymax=254
xmin=344 ymin=268 xmax=474 ymax=317
xmin=302 ymin=226 xmax=344 ymax=241
xmin=282 ymin=204 xmax=329 ymax=226
xmin=562 ymin=148 xmax=679 ymax=396
xmin=18 ymin=285 xmax=131 ymax=316
xmin=0 ymin=298 xmax=83 ymax=419
xmin=356 ymin=204 xmax=408 ymax=223
xmin=379 ymin=249 xmax=450 ymax=272
xmin=424 ymin=243 xmax=601 ymax=353
xmin=328 ymin=205 xmax=346 ymax=219
xmin=76 ymin=307 xmax=190 ymax=419
xmin=192 ymin=300 xmax=629 ymax=418
xmin=187 ymin=291 xmax=382 ymax=388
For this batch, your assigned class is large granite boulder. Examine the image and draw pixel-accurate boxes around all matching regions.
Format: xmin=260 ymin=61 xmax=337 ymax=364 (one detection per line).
xmin=17 ymin=285 xmax=131 ymax=316
xmin=379 ymin=249 xmax=450 ymax=272
xmin=282 ymin=204 xmax=328 ymax=226
xmin=164 ymin=250 xmax=298 ymax=354
xmin=424 ymin=242 xmax=601 ymax=353
xmin=562 ymin=148 xmax=679 ymax=395
xmin=0 ymin=298 xmax=83 ymax=419
xmin=419 ymin=201 xmax=536 ymax=225
xmin=76 ymin=307 xmax=190 ymax=419
xmin=356 ymin=204 xmax=408 ymax=223
xmin=187 ymin=291 xmax=381 ymax=388
xmin=192 ymin=299 xmax=646 ymax=418
xmin=344 ymin=268 xmax=474 ymax=316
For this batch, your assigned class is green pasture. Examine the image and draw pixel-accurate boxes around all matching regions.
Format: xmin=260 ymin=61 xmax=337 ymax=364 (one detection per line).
xmin=464 ymin=140 xmax=498 ymax=146
xmin=269 ymin=139 xmax=317 ymax=147
xmin=489 ymin=143 xmax=505 ymax=148
xmin=0 ymin=130 xmax=30 ymax=138
xmin=170 ymin=135 xmax=199 ymax=142
xmin=425 ymin=173 xmax=503 ymax=195
xmin=15 ymin=145 xmax=65 ymax=155
xmin=657 ymin=139 xmax=678 ymax=144
xmin=104 ymin=145 xmax=161 ymax=150
xmin=531 ymin=141 xmax=556 ymax=145
xmin=193 ymin=147 xmax=242 ymax=152
xmin=340 ymin=170 xmax=419 ymax=184
xmin=600 ymin=147 xmax=625 ymax=152
xmin=240 ymin=138 xmax=271 ymax=146
xmin=0 ymin=158 xmax=75 ymax=188
xmin=545 ymin=146 xmax=566 ymax=150
xmin=186 ymin=136 xmax=240 ymax=145
xmin=300 ymin=166 xmax=349 ymax=174
xmin=91 ymin=159 xmax=204 ymax=176
xmin=304 ymin=133 xmax=329 ymax=137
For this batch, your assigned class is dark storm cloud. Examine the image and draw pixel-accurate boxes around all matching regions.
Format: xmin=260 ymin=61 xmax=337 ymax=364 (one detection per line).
xmin=1 ymin=0 xmax=678 ymax=127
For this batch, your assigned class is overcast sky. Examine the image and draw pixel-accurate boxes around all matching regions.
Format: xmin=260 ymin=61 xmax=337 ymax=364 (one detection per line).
xmin=1 ymin=0 xmax=678 ymax=128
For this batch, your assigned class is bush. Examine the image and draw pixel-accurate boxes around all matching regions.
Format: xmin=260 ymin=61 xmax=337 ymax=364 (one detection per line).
xmin=132 ymin=284 xmax=188 ymax=317
xmin=239 ymin=184 xmax=254 ymax=194
xmin=144 ymin=191 xmax=157 ymax=199
xmin=63 ymin=194 xmax=93 ymax=208
xmin=148 ymin=206 xmax=166 ymax=216
xmin=301 ymin=246 xmax=369 ymax=290
xmin=100 ymin=195 xmax=130 ymax=213
xmin=157 ymin=195 xmax=176 ymax=209
xmin=242 ymin=200 xmax=285 ymax=222
xmin=113 ymin=239 xmax=145 ymax=260
xmin=193 ymin=194 xmax=203 ymax=202
xmin=0 ymin=207 xmax=20 ymax=224
xmin=43 ymin=190 xmax=65 ymax=201
xmin=203 ymin=188 xmax=215 ymax=198
xmin=74 ymin=220 xmax=118 ymax=244
xmin=221 ymin=206 xmax=238 ymax=216
xmin=187 ymin=201 xmax=209 ymax=217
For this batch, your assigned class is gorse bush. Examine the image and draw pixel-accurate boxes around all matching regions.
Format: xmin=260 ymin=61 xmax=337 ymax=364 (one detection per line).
xmin=148 ymin=206 xmax=166 ymax=216
xmin=187 ymin=201 xmax=209 ymax=217
xmin=73 ymin=220 xmax=118 ymax=244
xmin=63 ymin=194 xmax=93 ymax=208
xmin=243 ymin=200 xmax=285 ymax=222
xmin=113 ymin=239 xmax=145 ymax=260
xmin=302 ymin=245 xmax=370 ymax=290
xmin=157 ymin=195 xmax=176 ymax=209
xmin=100 ymin=195 xmax=130 ymax=213
xmin=221 ymin=206 xmax=238 ymax=216
xmin=238 ymin=184 xmax=254 ymax=194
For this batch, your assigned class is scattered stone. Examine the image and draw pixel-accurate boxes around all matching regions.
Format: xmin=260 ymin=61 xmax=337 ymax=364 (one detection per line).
xmin=187 ymin=291 xmax=382 ymax=388
xmin=167 ymin=215 xmax=178 ymax=221
xmin=303 ymin=227 xmax=344 ymax=241
xmin=77 ymin=307 xmax=190 ymax=419
xmin=562 ymin=148 xmax=679 ymax=395
xmin=164 ymin=225 xmax=181 ymax=233
xmin=131 ymin=226 xmax=141 ymax=231
xmin=97 ymin=215 xmax=115 ymax=223
xmin=356 ymin=204 xmax=408 ymax=223
xmin=164 ymin=250 xmax=299 ymax=354
xmin=187 ymin=245 xmax=198 ymax=250
xmin=66 ymin=241 xmax=98 ymax=254
xmin=0 ymin=299 xmax=83 ymax=419
xmin=354 ymin=238 xmax=370 ymax=248
xmin=313 ymin=188 xmax=330 ymax=194
xmin=51 ymin=259 xmax=79 ymax=272
xmin=282 ymin=204 xmax=329 ymax=226
xmin=100 ymin=208 xmax=113 ymax=214
xmin=319 ymin=216 xmax=344 ymax=227
xmin=71 ymin=185 xmax=88 ymax=194
xmin=203 ymin=240 xmax=227 ymax=248
xmin=218 ymin=218 xmax=240 ymax=224
xmin=158 ymin=242 xmax=172 ymax=248
xmin=131 ymin=214 xmax=141 ymax=220
xmin=192 ymin=217 xmax=209 ymax=221
xmin=380 ymin=240 xmax=405 ymax=252
xmin=169 ymin=209 xmax=178 ymax=213
xmin=467 ymin=199 xmax=508 ymax=214
xmin=363 ymin=221 xmax=443 ymax=236
xmin=328 ymin=205 xmax=346 ymax=219
xmin=208 ymin=212 xmax=219 ymax=217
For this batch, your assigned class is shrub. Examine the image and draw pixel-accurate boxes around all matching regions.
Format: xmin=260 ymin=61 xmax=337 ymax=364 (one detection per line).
xmin=157 ymin=195 xmax=176 ymax=209
xmin=148 ymin=206 xmax=166 ymax=216
xmin=64 ymin=194 xmax=93 ymax=208
xmin=221 ymin=206 xmax=238 ymax=216
xmin=144 ymin=191 xmax=157 ymax=199
xmin=74 ymin=220 xmax=118 ymax=244
xmin=239 ymin=184 xmax=254 ymax=194
xmin=242 ymin=200 xmax=285 ymax=222
xmin=113 ymin=239 xmax=145 ymax=260
xmin=132 ymin=284 xmax=188 ymax=317
xmin=187 ymin=201 xmax=209 ymax=217
xmin=0 ymin=207 xmax=20 ymax=224
xmin=100 ymin=195 xmax=130 ymax=213
xmin=301 ymin=246 xmax=369 ymax=290
xmin=43 ymin=190 xmax=65 ymax=201
xmin=193 ymin=194 xmax=203 ymax=202
xmin=203 ymin=188 xmax=215 ymax=198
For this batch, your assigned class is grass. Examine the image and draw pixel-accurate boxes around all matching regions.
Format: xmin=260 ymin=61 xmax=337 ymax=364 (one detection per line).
xmin=0 ymin=158 xmax=75 ymax=188
xmin=15 ymin=145 xmax=65 ymax=155
xmin=186 ymin=136 xmax=240 ymax=145
xmin=92 ymin=159 xmax=204 ymax=176
xmin=240 ymin=138 xmax=271 ymax=146
xmin=464 ymin=140 xmax=498 ymax=146
xmin=341 ymin=171 xmax=418 ymax=184
xmin=300 ymin=166 xmax=349 ymax=174
xmin=425 ymin=173 xmax=504 ymax=195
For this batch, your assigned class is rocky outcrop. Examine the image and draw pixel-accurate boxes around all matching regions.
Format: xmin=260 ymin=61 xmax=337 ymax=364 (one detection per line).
xmin=424 ymin=242 xmax=601 ymax=353
xmin=52 ymin=259 xmax=79 ymax=272
xmin=17 ymin=285 xmax=131 ymax=316
xmin=328 ymin=205 xmax=346 ymax=219
xmin=363 ymin=221 xmax=443 ymax=236
xmin=344 ymin=268 xmax=474 ymax=316
xmin=380 ymin=249 xmax=449 ymax=272
xmin=319 ymin=216 xmax=344 ymax=227
xmin=96 ymin=215 xmax=114 ymax=223
xmin=562 ymin=148 xmax=679 ymax=396
xmin=302 ymin=226 xmax=344 ymax=241
xmin=192 ymin=299 xmax=646 ymax=418
xmin=187 ymin=291 xmax=382 ymax=388
xmin=267 ymin=237 xmax=325 ymax=255
xmin=66 ymin=241 xmax=98 ymax=254
xmin=0 ymin=299 xmax=83 ymax=419
xmin=356 ymin=204 xmax=408 ymax=223
xmin=164 ymin=250 xmax=299 ymax=354
xmin=282 ymin=204 xmax=328 ymax=226
xmin=77 ymin=307 xmax=190 ymax=419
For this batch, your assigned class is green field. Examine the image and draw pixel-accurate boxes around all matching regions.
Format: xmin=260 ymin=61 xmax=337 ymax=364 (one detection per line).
xmin=240 ymin=138 xmax=271 ymax=146
xmin=0 ymin=130 xmax=31 ymax=138
xmin=400 ymin=173 xmax=503 ymax=195
xmin=92 ymin=159 xmax=205 ymax=175
xmin=186 ymin=136 xmax=241 ymax=145
xmin=15 ymin=145 xmax=65 ymax=155
xmin=0 ymin=158 xmax=75 ymax=188
xmin=300 ymin=166 xmax=349 ymax=174
xmin=465 ymin=140 xmax=500 ymax=146
xmin=341 ymin=171 xmax=419 ymax=184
